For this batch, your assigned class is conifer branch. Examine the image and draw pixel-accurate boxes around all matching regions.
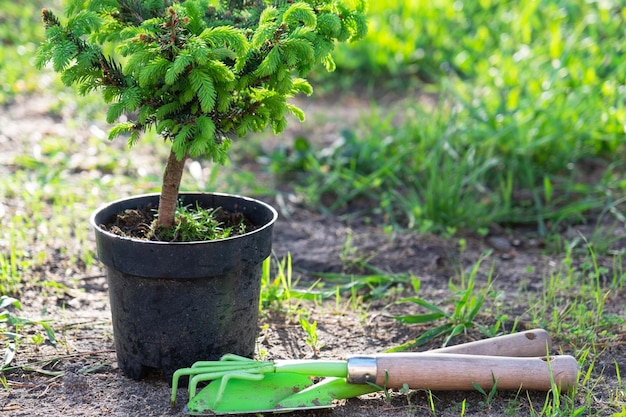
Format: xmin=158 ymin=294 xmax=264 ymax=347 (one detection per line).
xmin=37 ymin=0 xmax=368 ymax=230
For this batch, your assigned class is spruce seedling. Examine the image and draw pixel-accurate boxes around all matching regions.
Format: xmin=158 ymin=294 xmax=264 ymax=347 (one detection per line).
xmin=36 ymin=0 xmax=367 ymax=233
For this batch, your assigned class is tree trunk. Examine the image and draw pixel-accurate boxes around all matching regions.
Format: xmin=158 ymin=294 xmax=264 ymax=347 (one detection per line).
xmin=158 ymin=149 xmax=187 ymax=229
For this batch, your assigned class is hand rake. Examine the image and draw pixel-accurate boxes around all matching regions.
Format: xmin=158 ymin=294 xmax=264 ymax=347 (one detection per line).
xmin=171 ymin=329 xmax=579 ymax=415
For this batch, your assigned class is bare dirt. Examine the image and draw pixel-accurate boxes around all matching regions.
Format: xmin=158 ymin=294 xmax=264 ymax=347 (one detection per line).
xmin=0 ymin=93 xmax=625 ymax=417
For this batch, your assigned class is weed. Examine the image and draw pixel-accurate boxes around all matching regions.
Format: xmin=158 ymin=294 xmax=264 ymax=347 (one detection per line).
xmin=427 ymin=390 xmax=437 ymax=416
xmin=387 ymin=252 xmax=500 ymax=351
xmin=0 ymin=296 xmax=56 ymax=369
xmin=155 ymin=204 xmax=246 ymax=242
xmin=259 ymin=254 xmax=329 ymax=333
xmin=260 ymin=254 xmax=295 ymax=314
xmin=30 ymin=333 xmax=45 ymax=347
xmin=339 ymin=229 xmax=376 ymax=270
xmin=614 ymin=361 xmax=625 ymax=408
xmin=312 ymin=266 xmax=416 ymax=301
xmin=298 ymin=317 xmax=324 ymax=356
xmin=503 ymin=397 xmax=523 ymax=417
xmin=472 ymin=373 xmax=499 ymax=409
xmin=104 ymin=202 xmax=247 ymax=242
xmin=365 ymin=370 xmax=392 ymax=403
xmin=527 ymin=242 xmax=625 ymax=345
xmin=0 ymin=228 xmax=21 ymax=296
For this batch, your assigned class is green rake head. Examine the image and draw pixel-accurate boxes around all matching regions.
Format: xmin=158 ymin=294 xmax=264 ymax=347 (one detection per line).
xmin=171 ymin=354 xmax=377 ymax=415
xmin=185 ymin=374 xmax=377 ymax=415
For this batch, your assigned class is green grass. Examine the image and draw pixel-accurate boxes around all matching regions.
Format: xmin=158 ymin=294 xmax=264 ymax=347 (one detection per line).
xmin=279 ymin=0 xmax=626 ymax=235
xmin=387 ymin=251 xmax=502 ymax=351
xmin=0 ymin=296 xmax=57 ymax=370
xmin=525 ymin=242 xmax=625 ymax=346
xmin=0 ymin=0 xmax=63 ymax=103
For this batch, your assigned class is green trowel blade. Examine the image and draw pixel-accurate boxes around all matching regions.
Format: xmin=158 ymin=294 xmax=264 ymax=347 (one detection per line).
xmin=274 ymin=376 xmax=379 ymax=409
xmin=184 ymin=374 xmax=381 ymax=415
xmin=185 ymin=373 xmax=316 ymax=415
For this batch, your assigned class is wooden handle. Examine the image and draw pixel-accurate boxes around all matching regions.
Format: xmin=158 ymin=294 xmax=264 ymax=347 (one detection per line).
xmin=431 ymin=329 xmax=551 ymax=357
xmin=373 ymin=353 xmax=578 ymax=392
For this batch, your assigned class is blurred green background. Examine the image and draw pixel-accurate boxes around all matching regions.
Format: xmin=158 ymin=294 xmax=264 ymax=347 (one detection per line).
xmin=1 ymin=0 xmax=625 ymax=236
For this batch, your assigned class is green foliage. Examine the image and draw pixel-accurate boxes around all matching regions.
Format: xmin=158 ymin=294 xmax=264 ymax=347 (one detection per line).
xmin=472 ymin=376 xmax=499 ymax=409
xmin=260 ymin=254 xmax=294 ymax=313
xmin=36 ymin=0 xmax=368 ymax=163
xmin=299 ymin=317 xmax=323 ymax=355
xmin=527 ymin=241 xmax=626 ymax=346
xmin=0 ymin=229 xmax=22 ymax=296
xmin=0 ymin=296 xmax=57 ymax=369
xmin=154 ymin=203 xmax=246 ymax=242
xmin=0 ymin=0 xmax=56 ymax=103
xmin=309 ymin=268 xmax=417 ymax=301
xmin=387 ymin=252 xmax=503 ymax=351
xmin=276 ymin=0 xmax=626 ymax=234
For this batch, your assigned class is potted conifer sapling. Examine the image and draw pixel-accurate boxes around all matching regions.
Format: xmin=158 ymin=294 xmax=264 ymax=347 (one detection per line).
xmin=36 ymin=0 xmax=367 ymax=380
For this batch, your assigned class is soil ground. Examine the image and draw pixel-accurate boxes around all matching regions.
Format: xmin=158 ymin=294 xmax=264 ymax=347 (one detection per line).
xmin=0 ymin=93 xmax=625 ymax=416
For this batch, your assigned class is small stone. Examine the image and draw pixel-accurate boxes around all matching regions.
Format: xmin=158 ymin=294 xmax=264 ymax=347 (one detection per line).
xmin=487 ymin=236 xmax=513 ymax=252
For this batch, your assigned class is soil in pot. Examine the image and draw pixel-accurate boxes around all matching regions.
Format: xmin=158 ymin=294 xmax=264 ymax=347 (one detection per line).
xmin=100 ymin=201 xmax=259 ymax=242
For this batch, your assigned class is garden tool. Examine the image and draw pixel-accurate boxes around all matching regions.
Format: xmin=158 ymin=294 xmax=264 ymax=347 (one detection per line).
xmin=171 ymin=329 xmax=579 ymax=415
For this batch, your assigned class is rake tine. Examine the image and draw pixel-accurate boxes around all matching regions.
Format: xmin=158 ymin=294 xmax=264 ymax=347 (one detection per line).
xmin=171 ymin=367 xmax=199 ymax=406
xmin=171 ymin=355 xmax=277 ymax=406
xmin=191 ymin=354 xmax=259 ymax=367
xmin=188 ymin=362 xmax=268 ymax=373
xmin=188 ymin=364 xmax=275 ymax=400
xmin=212 ymin=372 xmax=267 ymax=408
xmin=172 ymin=366 xmax=268 ymax=406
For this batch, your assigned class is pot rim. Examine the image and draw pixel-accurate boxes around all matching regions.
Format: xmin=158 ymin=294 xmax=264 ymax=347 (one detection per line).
xmin=90 ymin=191 xmax=278 ymax=245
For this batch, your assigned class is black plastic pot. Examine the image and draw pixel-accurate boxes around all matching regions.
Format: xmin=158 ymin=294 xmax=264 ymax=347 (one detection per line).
xmin=90 ymin=192 xmax=278 ymax=380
